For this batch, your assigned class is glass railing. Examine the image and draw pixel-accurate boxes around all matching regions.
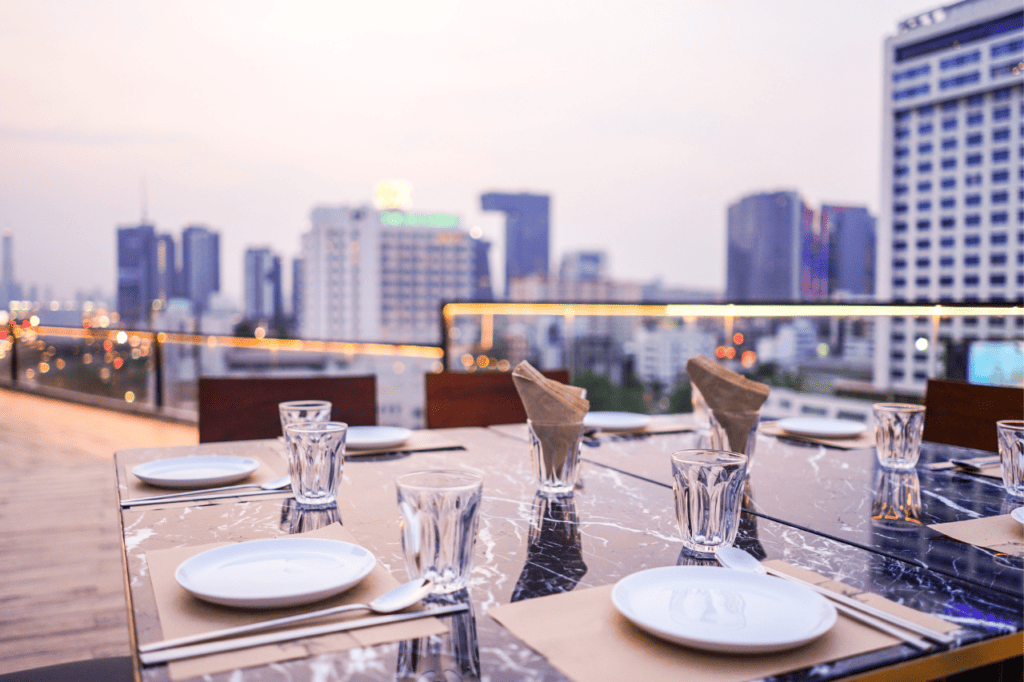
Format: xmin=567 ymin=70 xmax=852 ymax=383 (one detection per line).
xmin=2 ymin=301 xmax=1020 ymax=428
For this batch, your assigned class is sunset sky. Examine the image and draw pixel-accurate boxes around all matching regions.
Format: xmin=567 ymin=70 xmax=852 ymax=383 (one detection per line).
xmin=2 ymin=1 xmax=937 ymax=302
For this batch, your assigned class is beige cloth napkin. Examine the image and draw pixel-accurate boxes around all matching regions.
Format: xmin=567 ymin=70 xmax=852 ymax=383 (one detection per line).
xmin=487 ymin=561 xmax=957 ymax=682
xmin=929 ymin=515 xmax=1024 ymax=558
xmin=686 ymin=356 xmax=770 ymax=454
xmin=512 ymin=361 xmax=589 ymax=423
xmin=759 ymin=422 xmax=877 ymax=450
xmin=145 ymin=523 xmax=447 ymax=680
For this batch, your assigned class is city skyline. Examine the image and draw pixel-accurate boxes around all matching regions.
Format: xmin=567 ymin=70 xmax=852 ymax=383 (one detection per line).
xmin=3 ymin=1 xmax=946 ymax=301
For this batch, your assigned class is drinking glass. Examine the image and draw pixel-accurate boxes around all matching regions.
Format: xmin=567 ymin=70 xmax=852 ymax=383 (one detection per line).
xmin=528 ymin=420 xmax=584 ymax=494
xmin=670 ymin=450 xmax=748 ymax=554
xmin=997 ymin=420 xmax=1024 ymax=497
xmin=283 ymin=421 xmax=347 ymax=507
xmin=278 ymin=400 xmax=332 ymax=435
xmin=873 ymin=403 xmax=925 ymax=470
xmin=396 ymin=470 xmax=484 ymax=593
xmin=871 ymin=469 xmax=922 ymax=531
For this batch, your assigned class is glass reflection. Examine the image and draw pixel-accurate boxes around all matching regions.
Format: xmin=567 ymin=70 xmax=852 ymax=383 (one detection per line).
xmin=511 ymin=493 xmax=587 ymax=601
xmin=397 ymin=589 xmax=479 ymax=682
xmin=871 ymin=469 xmax=922 ymax=531
xmin=281 ymin=500 xmax=341 ymax=534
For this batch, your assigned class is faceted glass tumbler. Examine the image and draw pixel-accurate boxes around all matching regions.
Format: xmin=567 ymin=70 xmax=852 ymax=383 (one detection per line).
xmin=278 ymin=400 xmax=332 ymax=436
xmin=997 ymin=420 xmax=1024 ymax=497
xmin=528 ymin=420 xmax=584 ymax=495
xmin=873 ymin=403 xmax=925 ymax=470
xmin=397 ymin=470 xmax=484 ymax=594
xmin=670 ymin=450 xmax=748 ymax=554
xmin=284 ymin=421 xmax=347 ymax=507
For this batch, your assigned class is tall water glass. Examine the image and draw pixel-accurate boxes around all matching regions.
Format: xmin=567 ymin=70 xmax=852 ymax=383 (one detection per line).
xmin=997 ymin=420 xmax=1024 ymax=497
xmin=397 ymin=470 xmax=483 ymax=594
xmin=528 ymin=420 xmax=584 ymax=494
xmin=873 ymin=403 xmax=925 ymax=470
xmin=670 ymin=450 xmax=748 ymax=554
xmin=284 ymin=421 xmax=347 ymax=507
xmin=278 ymin=400 xmax=332 ymax=435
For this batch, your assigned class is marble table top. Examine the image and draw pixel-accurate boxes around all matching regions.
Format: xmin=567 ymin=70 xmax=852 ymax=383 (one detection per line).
xmin=115 ymin=426 xmax=1023 ymax=682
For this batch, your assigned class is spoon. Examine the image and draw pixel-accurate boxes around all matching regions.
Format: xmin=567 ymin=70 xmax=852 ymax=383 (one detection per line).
xmin=121 ymin=475 xmax=292 ymax=506
xmin=139 ymin=577 xmax=434 ymax=654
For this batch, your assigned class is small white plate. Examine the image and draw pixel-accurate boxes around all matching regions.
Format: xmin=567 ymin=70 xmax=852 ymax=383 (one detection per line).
xmin=175 ymin=538 xmax=376 ymax=608
xmin=777 ymin=417 xmax=866 ymax=439
xmin=1011 ymin=507 xmax=1024 ymax=526
xmin=346 ymin=426 xmax=413 ymax=451
xmin=611 ymin=566 xmax=836 ymax=654
xmin=132 ymin=456 xmax=259 ymax=489
xmin=584 ymin=411 xmax=652 ymax=432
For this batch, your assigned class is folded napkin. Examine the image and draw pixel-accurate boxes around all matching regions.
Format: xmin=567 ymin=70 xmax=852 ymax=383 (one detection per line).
xmin=686 ymin=355 xmax=770 ymax=454
xmin=145 ymin=523 xmax=447 ymax=680
xmin=929 ymin=515 xmax=1024 ymax=558
xmin=512 ymin=361 xmax=589 ymax=423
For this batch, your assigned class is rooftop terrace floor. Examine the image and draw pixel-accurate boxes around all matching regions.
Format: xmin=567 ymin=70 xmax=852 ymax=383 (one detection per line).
xmin=0 ymin=388 xmax=197 ymax=675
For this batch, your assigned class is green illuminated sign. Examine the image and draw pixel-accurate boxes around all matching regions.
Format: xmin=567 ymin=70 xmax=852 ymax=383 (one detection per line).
xmin=380 ymin=211 xmax=460 ymax=228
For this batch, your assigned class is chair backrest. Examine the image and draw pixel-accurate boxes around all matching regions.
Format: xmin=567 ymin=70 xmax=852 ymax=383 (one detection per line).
xmin=198 ymin=375 xmax=377 ymax=443
xmin=923 ymin=378 xmax=1024 ymax=453
xmin=425 ymin=370 xmax=571 ymax=429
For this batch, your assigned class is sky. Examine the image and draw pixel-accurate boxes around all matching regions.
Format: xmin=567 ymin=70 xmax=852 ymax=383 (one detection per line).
xmin=1 ymin=0 xmax=939 ymax=303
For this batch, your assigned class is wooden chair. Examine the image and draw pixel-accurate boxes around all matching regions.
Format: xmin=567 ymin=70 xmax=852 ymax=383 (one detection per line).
xmin=425 ymin=370 xmax=571 ymax=429
xmin=922 ymin=379 xmax=1024 ymax=453
xmin=198 ymin=375 xmax=377 ymax=443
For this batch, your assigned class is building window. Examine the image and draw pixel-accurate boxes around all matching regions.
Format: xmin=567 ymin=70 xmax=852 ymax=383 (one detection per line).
xmin=941 ymin=217 xmax=955 ymax=228
xmin=918 ymin=162 xmax=932 ymax=173
xmin=993 ymin=106 xmax=1011 ymax=121
xmin=991 ymin=232 xmax=1008 ymax=245
xmin=940 ymin=51 xmax=980 ymax=69
xmin=991 ymin=253 xmax=1007 ymax=265
xmin=894 ymin=63 xmax=932 ymax=81
xmin=993 ymin=128 xmax=1011 ymax=142
xmin=895 ymin=85 xmax=931 ymax=101
xmin=941 ymin=137 xmax=957 ymax=149
xmin=966 ymin=94 xmax=983 ymax=106
xmin=941 ymin=117 xmax=958 ymax=131
xmin=918 ymin=122 xmax=933 ymax=135
xmin=916 ymin=219 xmax=931 ymax=231
xmin=965 ymin=214 xmax=981 ymax=226
xmin=915 ymin=257 xmax=930 ymax=268
xmin=992 ymin=148 xmax=1010 ymax=162
xmin=896 ymin=146 xmax=910 ymax=158
xmin=915 ymin=277 xmax=930 ymax=286
xmin=965 ymin=234 xmax=981 ymax=246
xmin=942 ymin=100 xmax=959 ymax=111
xmin=940 ymin=237 xmax=955 ymax=248
xmin=964 ymin=255 xmax=980 ymax=266
xmin=941 ymin=197 xmax=956 ymax=209
xmin=941 ymin=71 xmax=981 ymax=89
xmin=917 ymin=180 xmax=933 ymax=192
xmin=918 ymin=142 xmax=933 ymax=154
xmin=894 ymin=221 xmax=908 ymax=233
xmin=895 ymin=184 xmax=909 ymax=195
xmin=966 ymin=112 xmax=983 ymax=126
xmin=917 ymin=200 xmax=931 ymax=211
xmin=939 ymin=275 xmax=954 ymax=286
xmin=939 ymin=256 xmax=954 ymax=266
xmin=941 ymin=177 xmax=956 ymax=189
xmin=992 ymin=212 xmax=1009 ymax=225
xmin=893 ymin=277 xmax=907 ymax=287
xmin=966 ymin=153 xmax=983 ymax=166
xmin=916 ymin=239 xmax=931 ymax=249
xmin=895 ymin=164 xmax=909 ymax=177
xmin=992 ymin=169 xmax=1009 ymax=183
xmin=895 ymin=126 xmax=910 ymax=139
xmin=894 ymin=240 xmax=908 ymax=251
xmin=992 ymin=38 xmax=1024 ymax=58
xmin=992 ymin=191 xmax=1009 ymax=204
xmin=964 ymin=275 xmax=979 ymax=286
xmin=966 ymin=133 xmax=983 ymax=146
xmin=893 ymin=259 xmax=907 ymax=269
xmin=965 ymin=173 xmax=983 ymax=186
xmin=895 ymin=202 xmax=908 ymax=214
xmin=990 ymin=274 xmax=1006 ymax=286
xmin=965 ymin=194 xmax=981 ymax=206
xmin=941 ymin=157 xmax=957 ymax=169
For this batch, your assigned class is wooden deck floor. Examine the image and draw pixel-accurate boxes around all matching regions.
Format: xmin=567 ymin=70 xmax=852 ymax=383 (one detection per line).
xmin=0 ymin=388 xmax=197 ymax=675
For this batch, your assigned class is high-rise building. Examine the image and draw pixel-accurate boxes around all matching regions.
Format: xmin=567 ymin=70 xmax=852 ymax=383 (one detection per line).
xmin=300 ymin=206 xmax=473 ymax=343
xmin=244 ymin=247 xmax=283 ymax=323
xmin=116 ymin=223 xmax=157 ymax=326
xmin=876 ymin=0 xmax=1023 ymax=392
xmin=822 ymin=205 xmax=877 ymax=298
xmin=292 ymin=257 xmax=304 ymax=323
xmin=726 ymin=191 xmax=810 ymax=302
xmin=470 ymin=237 xmax=494 ymax=302
xmin=181 ymin=225 xmax=220 ymax=317
xmin=155 ymin=233 xmax=179 ymax=303
xmin=1 ymin=230 xmax=18 ymax=306
xmin=480 ymin=192 xmax=550 ymax=287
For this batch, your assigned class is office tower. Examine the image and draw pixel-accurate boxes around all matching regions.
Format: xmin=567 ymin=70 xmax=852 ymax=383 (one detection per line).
xmin=471 ymin=237 xmax=494 ymax=302
xmin=155 ymin=233 xmax=179 ymax=303
xmin=181 ymin=225 xmax=220 ymax=316
xmin=822 ymin=205 xmax=877 ymax=298
xmin=244 ymin=247 xmax=283 ymax=322
xmin=2 ymin=230 xmax=15 ymax=306
xmin=116 ymin=223 xmax=157 ymax=326
xmin=300 ymin=206 xmax=472 ymax=343
xmin=726 ymin=191 xmax=811 ymax=302
xmin=292 ymin=257 xmax=304 ymax=324
xmin=876 ymin=0 xmax=1023 ymax=392
xmin=480 ymin=192 xmax=551 ymax=287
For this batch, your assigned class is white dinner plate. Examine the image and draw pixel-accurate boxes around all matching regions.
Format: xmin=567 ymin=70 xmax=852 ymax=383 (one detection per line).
xmin=346 ymin=425 xmax=413 ymax=451
xmin=1011 ymin=507 xmax=1024 ymax=526
xmin=584 ymin=411 xmax=652 ymax=432
xmin=132 ymin=456 xmax=259 ymax=489
xmin=175 ymin=538 xmax=376 ymax=608
xmin=777 ymin=417 xmax=866 ymax=439
xmin=611 ymin=566 xmax=837 ymax=654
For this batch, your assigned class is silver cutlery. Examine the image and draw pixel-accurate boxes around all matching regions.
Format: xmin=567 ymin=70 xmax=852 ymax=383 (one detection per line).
xmin=140 ymin=602 xmax=468 ymax=665
xmin=121 ymin=475 xmax=292 ymax=508
xmin=717 ymin=547 xmax=956 ymax=649
xmin=139 ymin=577 xmax=433 ymax=654
xmin=950 ymin=456 xmax=1000 ymax=473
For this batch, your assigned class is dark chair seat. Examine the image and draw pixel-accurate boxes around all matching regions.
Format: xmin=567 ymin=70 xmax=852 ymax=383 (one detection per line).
xmin=199 ymin=375 xmax=377 ymax=443
xmin=923 ymin=378 xmax=1024 ymax=453
xmin=0 ymin=656 xmax=132 ymax=682
xmin=425 ymin=370 xmax=571 ymax=429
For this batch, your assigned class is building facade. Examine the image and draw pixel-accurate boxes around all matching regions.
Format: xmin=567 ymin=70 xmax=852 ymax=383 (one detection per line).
xmin=876 ymin=0 xmax=1023 ymax=392
xmin=243 ymin=247 xmax=283 ymax=323
xmin=726 ymin=191 xmax=809 ymax=302
xmin=299 ymin=206 xmax=473 ymax=344
xmin=116 ymin=223 xmax=157 ymax=326
xmin=480 ymin=192 xmax=551 ymax=287
xmin=181 ymin=225 xmax=220 ymax=317
xmin=822 ymin=205 xmax=877 ymax=298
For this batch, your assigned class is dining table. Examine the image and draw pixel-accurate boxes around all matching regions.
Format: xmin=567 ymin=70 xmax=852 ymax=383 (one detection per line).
xmin=113 ymin=420 xmax=1024 ymax=682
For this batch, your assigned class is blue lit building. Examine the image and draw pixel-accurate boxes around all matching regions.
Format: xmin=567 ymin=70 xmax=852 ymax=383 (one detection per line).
xmin=182 ymin=225 xmax=220 ymax=316
xmin=117 ymin=223 xmax=157 ymax=325
xmin=480 ymin=192 xmax=550 ymax=287
xmin=471 ymin=237 xmax=494 ymax=302
xmin=822 ymin=205 xmax=876 ymax=297
xmin=726 ymin=191 xmax=807 ymax=302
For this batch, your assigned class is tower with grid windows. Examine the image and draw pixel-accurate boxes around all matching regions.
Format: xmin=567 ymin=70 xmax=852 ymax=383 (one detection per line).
xmin=875 ymin=0 xmax=1023 ymax=392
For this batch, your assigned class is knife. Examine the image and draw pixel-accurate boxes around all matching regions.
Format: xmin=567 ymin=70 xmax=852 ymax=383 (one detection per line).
xmin=950 ymin=456 xmax=1000 ymax=473
xmin=121 ymin=489 xmax=290 ymax=508
xmin=140 ymin=603 xmax=467 ymax=665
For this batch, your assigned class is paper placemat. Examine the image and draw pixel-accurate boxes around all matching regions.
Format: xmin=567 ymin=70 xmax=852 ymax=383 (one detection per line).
xmin=346 ymin=430 xmax=465 ymax=457
xmin=487 ymin=561 xmax=956 ymax=682
xmin=929 ymin=514 xmax=1024 ymax=558
xmin=760 ymin=422 xmax=876 ymax=450
xmin=124 ymin=441 xmax=290 ymax=500
xmin=145 ymin=523 xmax=447 ymax=680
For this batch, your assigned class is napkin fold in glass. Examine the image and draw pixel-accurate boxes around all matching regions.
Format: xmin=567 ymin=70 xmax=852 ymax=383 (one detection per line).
xmin=929 ymin=515 xmax=1024 ymax=558
xmin=512 ymin=360 xmax=589 ymax=423
xmin=686 ymin=355 xmax=770 ymax=455
xmin=144 ymin=523 xmax=447 ymax=681
xmin=487 ymin=561 xmax=957 ymax=682
xmin=759 ymin=422 xmax=877 ymax=450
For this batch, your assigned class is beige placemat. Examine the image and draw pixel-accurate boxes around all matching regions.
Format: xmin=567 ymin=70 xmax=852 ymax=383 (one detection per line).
xmin=145 ymin=523 xmax=447 ymax=680
xmin=487 ymin=561 xmax=956 ymax=682
xmin=125 ymin=441 xmax=290 ymax=500
xmin=929 ymin=514 xmax=1024 ymax=558
xmin=760 ymin=423 xmax=876 ymax=450
xmin=346 ymin=430 xmax=465 ymax=457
